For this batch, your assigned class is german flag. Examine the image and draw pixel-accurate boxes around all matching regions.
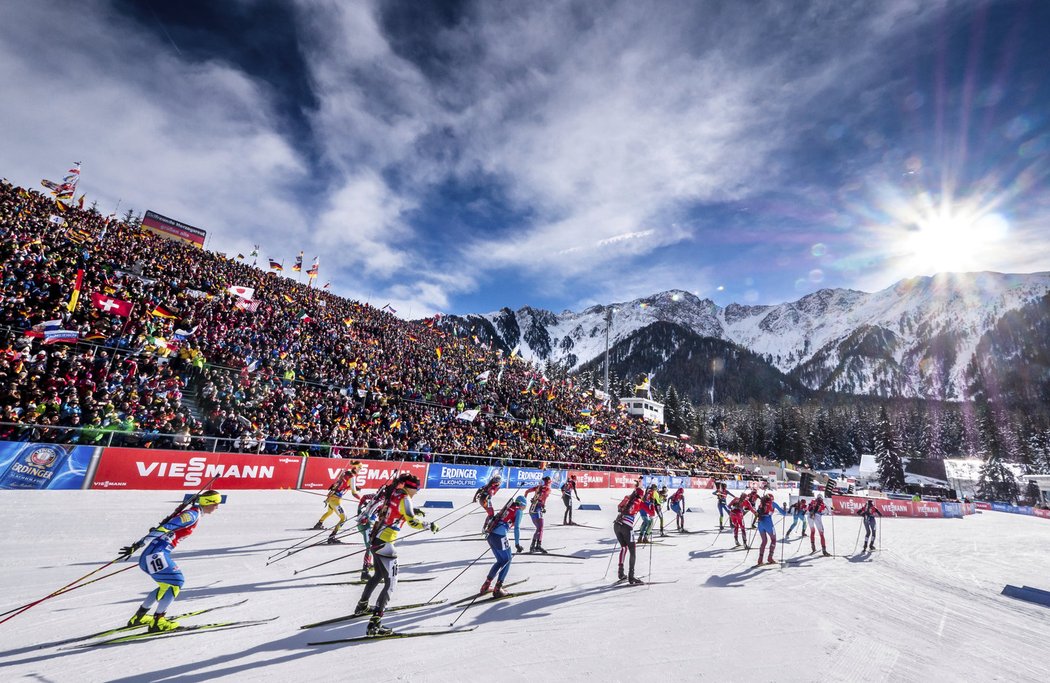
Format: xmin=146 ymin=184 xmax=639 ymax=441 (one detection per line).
xmin=150 ymin=304 xmax=177 ymax=319
xmin=67 ymin=269 xmax=83 ymax=312
xmin=269 ymin=259 xmax=283 ymax=271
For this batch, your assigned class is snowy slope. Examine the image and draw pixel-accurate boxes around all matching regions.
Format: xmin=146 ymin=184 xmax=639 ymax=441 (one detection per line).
xmin=2 ymin=489 xmax=1049 ymax=682
xmin=470 ymin=272 xmax=1050 ymax=399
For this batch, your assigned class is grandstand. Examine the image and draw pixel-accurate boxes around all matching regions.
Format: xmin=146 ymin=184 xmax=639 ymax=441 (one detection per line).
xmin=0 ymin=179 xmax=751 ymax=479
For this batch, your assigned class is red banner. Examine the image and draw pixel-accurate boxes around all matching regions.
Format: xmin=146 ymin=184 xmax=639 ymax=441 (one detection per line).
xmin=92 ymin=448 xmax=302 ymax=489
xmin=568 ymin=470 xmax=610 ymax=488
xmin=912 ymin=500 xmax=944 ymax=518
xmin=690 ymin=477 xmax=715 ymax=489
xmin=975 ymin=501 xmax=992 ymax=510
xmin=300 ymin=457 xmax=428 ymax=491
xmin=609 ymin=471 xmax=641 ymax=488
xmin=1033 ymin=508 xmax=1050 ymax=519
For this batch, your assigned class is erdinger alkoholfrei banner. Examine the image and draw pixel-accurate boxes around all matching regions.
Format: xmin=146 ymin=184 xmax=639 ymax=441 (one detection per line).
xmin=0 ymin=441 xmax=99 ymax=490
xmin=141 ymin=210 xmax=207 ymax=249
xmin=92 ymin=448 xmax=302 ymax=489
xmin=425 ymin=462 xmax=506 ymax=489
xmin=300 ymin=457 xmax=428 ymax=490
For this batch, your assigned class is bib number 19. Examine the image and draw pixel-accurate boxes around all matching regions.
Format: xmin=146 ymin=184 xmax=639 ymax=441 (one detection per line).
xmin=147 ymin=553 xmax=169 ymax=574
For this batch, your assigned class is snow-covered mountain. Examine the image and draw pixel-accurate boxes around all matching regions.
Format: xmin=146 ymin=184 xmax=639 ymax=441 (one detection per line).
xmin=444 ymin=272 xmax=1050 ymax=400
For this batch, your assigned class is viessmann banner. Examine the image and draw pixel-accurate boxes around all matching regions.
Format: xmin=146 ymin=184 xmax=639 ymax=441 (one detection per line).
xmin=831 ymin=495 xmax=977 ymax=518
xmin=92 ymin=448 xmax=302 ymax=489
xmin=300 ymin=457 xmax=428 ymax=490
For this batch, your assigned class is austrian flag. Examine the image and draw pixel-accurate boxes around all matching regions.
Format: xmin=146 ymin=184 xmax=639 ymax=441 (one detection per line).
xmin=90 ymin=292 xmax=133 ymax=317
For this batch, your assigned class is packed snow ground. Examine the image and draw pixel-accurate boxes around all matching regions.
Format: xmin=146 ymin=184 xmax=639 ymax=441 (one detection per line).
xmin=1 ymin=489 xmax=1049 ymax=682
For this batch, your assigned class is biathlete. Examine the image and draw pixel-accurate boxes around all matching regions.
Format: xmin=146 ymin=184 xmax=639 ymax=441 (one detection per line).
xmin=638 ymin=484 xmax=663 ymax=543
xmin=668 ymin=487 xmax=686 ymax=532
xmin=713 ymin=482 xmax=731 ymax=529
xmin=354 ymin=493 xmax=377 ymax=580
xmin=614 ymin=486 xmax=645 ymax=584
xmin=354 ymin=473 xmax=438 ymax=636
xmin=560 ymin=475 xmax=581 ymax=525
xmin=856 ymin=500 xmax=882 ymax=551
xmin=312 ymin=464 xmax=360 ymax=542
xmin=481 ymin=495 xmax=527 ymax=597
xmin=786 ymin=498 xmax=808 ymax=538
xmin=473 ymin=474 xmax=502 ymax=533
xmin=121 ymin=490 xmax=222 ymax=632
xmin=728 ymin=493 xmax=754 ymax=547
xmin=525 ymin=476 xmax=553 ymax=553
xmin=808 ymin=495 xmax=831 ymax=557
xmin=754 ymin=493 xmax=786 ymax=566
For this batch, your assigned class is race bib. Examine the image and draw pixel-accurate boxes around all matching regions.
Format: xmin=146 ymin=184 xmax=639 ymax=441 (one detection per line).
xmin=146 ymin=552 xmax=169 ymax=574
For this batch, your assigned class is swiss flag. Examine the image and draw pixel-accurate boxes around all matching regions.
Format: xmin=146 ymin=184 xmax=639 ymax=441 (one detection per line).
xmin=90 ymin=292 xmax=133 ymax=317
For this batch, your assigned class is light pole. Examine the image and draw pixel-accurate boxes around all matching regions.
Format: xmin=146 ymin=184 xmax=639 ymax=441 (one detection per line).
xmin=603 ymin=307 xmax=614 ymax=403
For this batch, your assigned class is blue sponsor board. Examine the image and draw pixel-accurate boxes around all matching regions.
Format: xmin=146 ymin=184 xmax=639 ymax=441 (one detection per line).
xmin=426 ymin=463 xmax=505 ymax=489
xmin=941 ymin=502 xmax=963 ymax=518
xmin=991 ymin=503 xmax=1010 ymax=513
xmin=640 ymin=474 xmax=672 ymax=489
xmin=0 ymin=442 xmax=98 ymax=490
xmin=507 ymin=467 xmax=567 ymax=489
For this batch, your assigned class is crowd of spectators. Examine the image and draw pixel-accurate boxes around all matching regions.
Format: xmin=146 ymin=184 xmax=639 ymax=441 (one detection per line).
xmin=0 ymin=179 xmax=750 ymax=478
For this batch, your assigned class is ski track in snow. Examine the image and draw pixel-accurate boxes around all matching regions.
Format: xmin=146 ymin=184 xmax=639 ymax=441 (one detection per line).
xmin=1 ymin=490 xmax=1048 ymax=682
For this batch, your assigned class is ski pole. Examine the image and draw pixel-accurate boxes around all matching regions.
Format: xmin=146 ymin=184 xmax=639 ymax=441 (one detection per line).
xmin=647 ymin=529 xmax=654 ymax=589
xmin=0 ymin=563 xmax=136 ymax=619
xmin=779 ymin=512 xmax=786 ymax=568
xmin=603 ymin=543 xmax=617 ymax=580
xmin=268 ymin=524 xmax=337 ymax=560
xmin=291 ymin=503 xmax=474 ymax=575
xmin=830 ymin=505 xmax=836 ymax=556
xmin=850 ymin=521 xmax=862 ymax=555
xmin=0 ymin=556 xmax=126 ymax=626
xmin=428 ymin=544 xmax=492 ymax=605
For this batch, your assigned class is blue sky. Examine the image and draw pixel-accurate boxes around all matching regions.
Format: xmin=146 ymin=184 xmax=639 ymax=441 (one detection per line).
xmin=1 ymin=0 xmax=1048 ymax=317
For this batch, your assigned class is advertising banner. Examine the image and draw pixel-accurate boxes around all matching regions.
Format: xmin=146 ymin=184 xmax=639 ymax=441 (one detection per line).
xmin=690 ymin=477 xmax=715 ymax=489
xmin=0 ymin=442 xmax=98 ymax=490
xmin=507 ymin=467 xmax=566 ymax=489
xmin=941 ymin=502 xmax=963 ymax=518
xmin=913 ymin=501 xmax=944 ymax=518
xmin=640 ymin=474 xmax=671 ymax=489
xmin=92 ymin=449 xmax=302 ymax=489
xmin=975 ymin=501 xmax=992 ymax=510
xmin=1033 ymin=509 xmax=1050 ymax=519
xmin=425 ymin=462 xmax=504 ymax=489
xmin=569 ymin=470 xmax=610 ymax=488
xmin=609 ymin=471 xmax=642 ymax=488
xmin=300 ymin=457 xmax=428 ymax=490
xmin=832 ymin=495 xmax=912 ymax=517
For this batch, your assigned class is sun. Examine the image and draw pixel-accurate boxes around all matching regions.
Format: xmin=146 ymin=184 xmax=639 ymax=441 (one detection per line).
xmin=904 ymin=208 xmax=1010 ymax=274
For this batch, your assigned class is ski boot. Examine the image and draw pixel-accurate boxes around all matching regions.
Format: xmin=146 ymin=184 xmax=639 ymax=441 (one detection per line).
xmin=868 ymin=543 xmax=876 ymax=551
xmin=628 ymin=576 xmax=644 ymax=585
xmin=533 ymin=545 xmax=548 ymax=554
xmin=822 ymin=548 xmax=831 ymax=557
xmin=326 ymin=536 xmax=342 ymax=544
xmin=492 ymin=582 xmax=507 ymax=598
xmin=515 ymin=544 xmax=524 ymax=553
xmin=127 ymin=607 xmax=155 ymax=628
xmin=359 ymin=567 xmax=371 ymax=582
xmin=479 ymin=578 xmax=492 ymax=595
xmin=353 ymin=599 xmax=370 ymax=616
xmin=311 ymin=522 xmax=323 ymax=530
xmin=367 ymin=614 xmax=393 ymax=636
xmin=617 ymin=564 xmax=626 ymax=581
xmin=767 ymin=554 xmax=775 ymax=565
xmin=149 ymin=614 xmax=179 ymax=632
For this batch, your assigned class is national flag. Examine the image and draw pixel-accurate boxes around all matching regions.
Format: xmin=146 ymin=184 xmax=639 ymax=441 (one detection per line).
xmin=282 ymin=294 xmax=294 ymax=304
xmin=307 ymin=263 xmax=318 ymax=279
xmin=236 ymin=253 xmax=245 ymax=260
xmin=89 ymin=292 xmax=133 ymax=317
xmin=390 ymin=418 xmax=402 ymax=431
xmin=148 ymin=336 xmax=169 ymax=350
xmin=342 ymin=317 xmax=353 ymax=326
xmin=55 ymin=199 xmax=67 ymax=211
xmin=41 ymin=179 xmax=60 ymax=191
xmin=77 ymin=195 xmax=85 ymax=210
xmin=48 ymin=215 xmax=64 ymax=225
xmin=269 ymin=259 xmax=283 ymax=271
xmin=487 ymin=438 xmax=501 ymax=451
xmin=381 ymin=303 xmax=397 ymax=314
xmin=43 ymin=329 xmax=79 ymax=345
xmin=227 ymin=285 xmax=255 ymax=300
xmin=250 ymin=245 xmax=259 ymax=257
xmin=407 ymin=335 xmax=418 ymax=342
xmin=68 ymin=269 xmax=83 ymax=312
xmin=322 ymin=282 xmax=330 ymax=290
xmin=475 ymin=370 xmax=491 ymax=383
xmin=150 ymin=304 xmax=177 ymax=319
xmin=457 ymin=409 xmax=479 ymax=422
xmin=510 ymin=344 xmax=521 ymax=358
xmin=67 ymin=229 xmax=91 ymax=244
xmin=25 ymin=319 xmax=63 ymax=338
xmin=435 ymin=347 xmax=442 ymax=360
xmin=235 ymin=299 xmax=261 ymax=312
xmin=299 ymin=312 xmax=313 ymax=323
xmin=292 ymin=251 xmax=303 ymax=272
xmin=521 ymin=379 xmax=534 ymax=395
xmin=83 ymin=332 xmax=106 ymax=341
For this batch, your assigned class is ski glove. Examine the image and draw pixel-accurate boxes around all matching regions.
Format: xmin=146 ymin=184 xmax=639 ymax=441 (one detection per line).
xmin=119 ymin=541 xmax=143 ymax=560
xmin=429 ymin=522 xmax=439 ymax=533
xmin=416 ymin=509 xmax=426 ymax=517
